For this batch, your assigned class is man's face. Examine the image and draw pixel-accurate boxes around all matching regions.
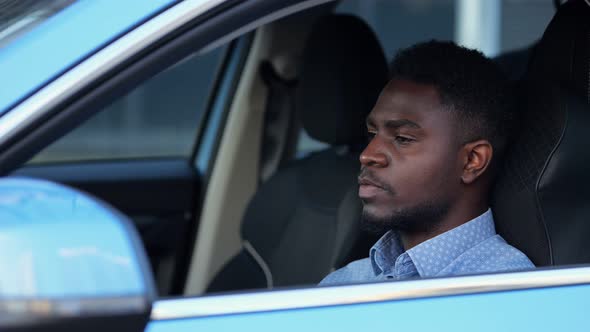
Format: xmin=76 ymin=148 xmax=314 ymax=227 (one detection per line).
xmin=359 ymin=79 xmax=463 ymax=233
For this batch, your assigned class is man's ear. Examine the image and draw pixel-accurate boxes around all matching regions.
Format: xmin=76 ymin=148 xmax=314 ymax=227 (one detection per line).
xmin=460 ymin=140 xmax=493 ymax=184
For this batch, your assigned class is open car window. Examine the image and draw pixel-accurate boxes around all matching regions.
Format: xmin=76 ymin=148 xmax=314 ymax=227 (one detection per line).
xmin=21 ymin=0 xmax=561 ymax=292
xmin=5 ymin=2 xmax=590 ymax=329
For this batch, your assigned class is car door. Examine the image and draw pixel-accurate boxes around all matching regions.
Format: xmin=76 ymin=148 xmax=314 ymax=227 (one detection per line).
xmin=146 ymin=266 xmax=590 ymax=332
xmin=4 ymin=0 xmax=252 ymax=296
xmin=0 ymin=0 xmax=347 ymax=299
xmin=10 ymin=36 xmax=250 ymax=297
xmin=1 ymin=0 xmax=589 ymax=331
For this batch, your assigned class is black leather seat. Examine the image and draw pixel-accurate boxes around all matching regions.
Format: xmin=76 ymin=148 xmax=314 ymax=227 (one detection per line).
xmin=206 ymin=15 xmax=387 ymax=292
xmin=494 ymin=43 xmax=536 ymax=81
xmin=492 ymin=0 xmax=590 ymax=266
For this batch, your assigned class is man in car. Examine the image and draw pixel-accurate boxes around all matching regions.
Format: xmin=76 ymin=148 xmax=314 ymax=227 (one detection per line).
xmin=321 ymin=41 xmax=534 ymax=285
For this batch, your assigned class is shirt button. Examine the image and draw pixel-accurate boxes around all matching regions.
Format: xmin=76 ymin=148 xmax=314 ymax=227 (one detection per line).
xmin=387 ymin=276 xmax=394 ymax=279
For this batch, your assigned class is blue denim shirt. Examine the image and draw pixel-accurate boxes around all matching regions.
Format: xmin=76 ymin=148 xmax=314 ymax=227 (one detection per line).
xmin=320 ymin=209 xmax=535 ymax=285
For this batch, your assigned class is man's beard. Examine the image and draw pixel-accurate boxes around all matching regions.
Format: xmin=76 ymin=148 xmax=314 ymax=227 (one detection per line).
xmin=360 ymin=200 xmax=451 ymax=236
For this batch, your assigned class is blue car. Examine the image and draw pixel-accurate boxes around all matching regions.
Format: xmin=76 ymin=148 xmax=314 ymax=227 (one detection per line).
xmin=1 ymin=0 xmax=589 ymax=331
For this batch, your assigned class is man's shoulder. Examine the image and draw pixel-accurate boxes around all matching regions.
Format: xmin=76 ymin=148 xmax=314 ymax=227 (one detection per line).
xmin=442 ymin=234 xmax=535 ymax=276
xmin=318 ymin=258 xmax=373 ymax=286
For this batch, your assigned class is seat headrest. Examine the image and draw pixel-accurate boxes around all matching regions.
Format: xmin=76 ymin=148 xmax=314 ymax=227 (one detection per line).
xmin=492 ymin=0 xmax=590 ymax=266
xmin=527 ymin=0 xmax=590 ymax=99
xmin=296 ymin=15 xmax=388 ymax=145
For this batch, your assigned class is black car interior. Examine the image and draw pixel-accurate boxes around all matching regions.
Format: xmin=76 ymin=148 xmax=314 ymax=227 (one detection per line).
xmin=492 ymin=0 xmax=590 ymax=266
xmin=210 ymin=0 xmax=590 ymax=292
xmin=207 ymin=14 xmax=387 ymax=292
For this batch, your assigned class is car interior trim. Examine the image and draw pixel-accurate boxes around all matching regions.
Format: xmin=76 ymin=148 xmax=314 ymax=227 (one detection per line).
xmin=0 ymin=0 xmax=229 ymax=147
xmin=195 ymin=37 xmax=250 ymax=174
xmin=152 ymin=266 xmax=590 ymax=320
xmin=184 ymin=30 xmax=268 ymax=295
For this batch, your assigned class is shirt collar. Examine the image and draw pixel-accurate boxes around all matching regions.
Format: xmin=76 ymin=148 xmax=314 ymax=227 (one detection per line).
xmin=369 ymin=208 xmax=497 ymax=277
xmin=370 ymin=230 xmax=404 ymax=275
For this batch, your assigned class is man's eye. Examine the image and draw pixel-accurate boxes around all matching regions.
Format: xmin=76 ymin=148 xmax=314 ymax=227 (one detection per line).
xmin=366 ymin=132 xmax=376 ymax=141
xmin=394 ymin=136 xmax=414 ymax=145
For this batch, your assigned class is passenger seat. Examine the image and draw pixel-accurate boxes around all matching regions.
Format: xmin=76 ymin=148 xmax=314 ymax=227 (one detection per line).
xmin=206 ymin=14 xmax=388 ymax=293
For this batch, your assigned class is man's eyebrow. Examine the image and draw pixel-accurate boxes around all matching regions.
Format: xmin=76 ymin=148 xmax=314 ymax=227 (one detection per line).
xmin=384 ymin=119 xmax=421 ymax=129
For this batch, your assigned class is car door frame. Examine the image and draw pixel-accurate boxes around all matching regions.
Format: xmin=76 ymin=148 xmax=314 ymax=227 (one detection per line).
xmin=3 ymin=0 xmax=590 ymax=329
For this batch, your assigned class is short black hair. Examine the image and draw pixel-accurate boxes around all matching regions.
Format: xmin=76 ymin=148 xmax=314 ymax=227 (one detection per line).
xmin=389 ymin=40 xmax=514 ymax=160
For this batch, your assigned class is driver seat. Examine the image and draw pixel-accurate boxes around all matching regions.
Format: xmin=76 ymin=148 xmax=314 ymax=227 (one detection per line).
xmin=492 ymin=0 xmax=590 ymax=266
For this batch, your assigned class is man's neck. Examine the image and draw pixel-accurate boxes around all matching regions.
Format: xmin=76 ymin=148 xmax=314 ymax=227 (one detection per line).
xmin=400 ymin=204 xmax=489 ymax=251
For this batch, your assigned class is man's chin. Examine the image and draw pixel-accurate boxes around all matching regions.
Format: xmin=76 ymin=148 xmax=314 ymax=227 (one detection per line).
xmin=360 ymin=209 xmax=396 ymax=236
xmin=360 ymin=201 xmax=450 ymax=235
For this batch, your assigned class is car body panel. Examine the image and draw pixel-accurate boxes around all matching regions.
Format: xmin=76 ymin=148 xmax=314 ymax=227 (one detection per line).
xmin=0 ymin=0 xmax=174 ymax=114
xmin=147 ymin=283 xmax=589 ymax=331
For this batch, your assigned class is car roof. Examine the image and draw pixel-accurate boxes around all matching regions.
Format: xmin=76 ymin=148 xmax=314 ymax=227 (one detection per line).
xmin=0 ymin=0 xmax=175 ymax=115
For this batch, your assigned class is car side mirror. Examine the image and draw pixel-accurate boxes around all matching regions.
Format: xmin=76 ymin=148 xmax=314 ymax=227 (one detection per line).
xmin=0 ymin=177 xmax=156 ymax=332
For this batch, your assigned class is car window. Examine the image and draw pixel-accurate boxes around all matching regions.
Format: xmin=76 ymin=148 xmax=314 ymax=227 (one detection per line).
xmin=30 ymin=0 xmax=580 ymax=319
xmin=29 ymin=46 xmax=227 ymax=164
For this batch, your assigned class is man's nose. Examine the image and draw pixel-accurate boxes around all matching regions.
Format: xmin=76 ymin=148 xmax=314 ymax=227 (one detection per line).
xmin=360 ymin=137 xmax=388 ymax=167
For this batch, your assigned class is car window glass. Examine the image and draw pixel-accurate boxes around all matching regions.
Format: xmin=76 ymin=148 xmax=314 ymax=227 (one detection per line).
xmin=29 ymin=46 xmax=227 ymax=164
